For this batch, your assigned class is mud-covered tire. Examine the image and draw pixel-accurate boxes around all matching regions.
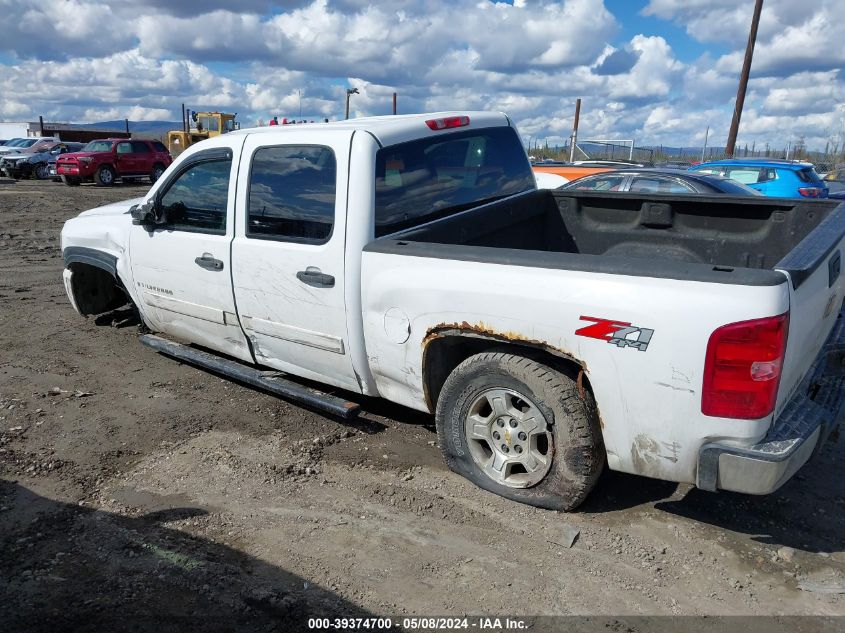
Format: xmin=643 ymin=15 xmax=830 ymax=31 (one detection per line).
xmin=61 ymin=175 xmax=81 ymax=186
xmin=436 ymin=351 xmax=604 ymax=511
xmin=95 ymin=165 xmax=115 ymax=186
xmin=149 ymin=163 xmax=165 ymax=184
xmin=33 ymin=162 xmax=49 ymax=180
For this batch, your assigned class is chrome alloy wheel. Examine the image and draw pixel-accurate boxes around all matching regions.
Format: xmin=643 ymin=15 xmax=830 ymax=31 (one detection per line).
xmin=464 ymin=388 xmax=553 ymax=488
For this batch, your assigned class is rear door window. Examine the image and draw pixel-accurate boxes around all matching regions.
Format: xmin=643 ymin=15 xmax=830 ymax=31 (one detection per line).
xmin=374 ymin=126 xmax=534 ymax=237
xmin=131 ymin=141 xmax=151 ymax=153
xmin=247 ymin=145 xmax=336 ymax=243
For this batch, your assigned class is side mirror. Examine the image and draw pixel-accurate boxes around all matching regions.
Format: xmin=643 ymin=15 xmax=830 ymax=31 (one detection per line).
xmin=130 ymin=200 xmax=157 ymax=226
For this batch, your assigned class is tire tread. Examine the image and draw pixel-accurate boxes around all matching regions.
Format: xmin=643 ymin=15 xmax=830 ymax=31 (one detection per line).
xmin=435 ymin=351 xmax=604 ymax=511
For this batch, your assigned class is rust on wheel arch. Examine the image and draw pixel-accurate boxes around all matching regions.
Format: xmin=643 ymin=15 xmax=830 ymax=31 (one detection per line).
xmin=421 ymin=321 xmax=590 ymax=412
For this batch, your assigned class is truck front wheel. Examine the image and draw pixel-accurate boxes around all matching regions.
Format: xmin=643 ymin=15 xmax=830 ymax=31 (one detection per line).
xmin=95 ymin=165 xmax=115 ymax=186
xmin=150 ymin=163 xmax=165 ymax=183
xmin=435 ymin=351 xmax=604 ymax=511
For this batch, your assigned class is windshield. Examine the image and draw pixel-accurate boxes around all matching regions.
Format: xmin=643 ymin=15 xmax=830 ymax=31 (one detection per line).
xmin=374 ymin=126 xmax=534 ymax=237
xmin=82 ymin=141 xmax=114 ymax=152
xmin=199 ymin=116 xmax=220 ymax=132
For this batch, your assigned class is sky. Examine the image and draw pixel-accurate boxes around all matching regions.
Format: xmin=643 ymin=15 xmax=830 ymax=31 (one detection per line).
xmin=1 ymin=0 xmax=844 ymax=150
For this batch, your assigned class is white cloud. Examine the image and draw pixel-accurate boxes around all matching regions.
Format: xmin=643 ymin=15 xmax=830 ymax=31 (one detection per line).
xmin=605 ymin=35 xmax=684 ymax=99
xmin=646 ymin=0 xmax=845 ymax=76
xmin=83 ymin=106 xmax=172 ymax=121
xmin=0 ymin=0 xmax=843 ymax=151
xmin=761 ymin=73 xmax=844 ymax=115
xmin=0 ymin=50 xmax=247 ymax=122
xmin=0 ymin=0 xmax=135 ymax=59
xmin=642 ymin=0 xmax=817 ymax=46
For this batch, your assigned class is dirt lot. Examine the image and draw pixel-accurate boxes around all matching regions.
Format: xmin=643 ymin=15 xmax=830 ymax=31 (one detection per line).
xmin=1 ymin=177 xmax=844 ymax=632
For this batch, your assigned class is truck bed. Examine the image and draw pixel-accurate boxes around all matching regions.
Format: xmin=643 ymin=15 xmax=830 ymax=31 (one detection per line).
xmin=366 ymin=189 xmax=845 ymax=288
xmin=361 ymin=187 xmax=844 ymax=487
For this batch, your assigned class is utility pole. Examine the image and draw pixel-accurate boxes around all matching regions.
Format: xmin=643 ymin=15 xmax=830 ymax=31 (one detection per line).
xmin=392 ymin=92 xmax=397 ymax=115
xmin=345 ymin=87 xmax=359 ymax=120
xmin=726 ymin=0 xmax=763 ymax=157
xmin=701 ymin=125 xmax=710 ymax=162
xmin=569 ymin=98 xmax=581 ymax=162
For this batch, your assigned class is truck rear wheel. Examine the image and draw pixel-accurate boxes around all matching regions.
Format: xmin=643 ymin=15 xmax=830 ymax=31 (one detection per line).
xmin=95 ymin=165 xmax=115 ymax=186
xmin=435 ymin=351 xmax=604 ymax=511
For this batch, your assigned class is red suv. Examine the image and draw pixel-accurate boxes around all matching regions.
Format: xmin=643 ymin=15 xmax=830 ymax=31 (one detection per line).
xmin=57 ymin=138 xmax=173 ymax=186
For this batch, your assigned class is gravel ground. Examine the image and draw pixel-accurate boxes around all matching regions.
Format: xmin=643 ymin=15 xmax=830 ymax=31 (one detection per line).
xmin=1 ymin=177 xmax=844 ymax=632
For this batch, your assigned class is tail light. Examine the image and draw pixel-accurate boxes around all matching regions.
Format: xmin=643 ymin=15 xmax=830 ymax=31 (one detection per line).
xmin=798 ymin=187 xmax=825 ymax=198
xmin=702 ymin=313 xmax=789 ymax=419
xmin=426 ymin=116 xmax=470 ymax=130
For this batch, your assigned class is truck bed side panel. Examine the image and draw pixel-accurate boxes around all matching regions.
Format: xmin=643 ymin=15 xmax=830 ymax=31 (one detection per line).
xmin=361 ymin=251 xmax=789 ymax=485
xmin=775 ymin=206 xmax=845 ymax=415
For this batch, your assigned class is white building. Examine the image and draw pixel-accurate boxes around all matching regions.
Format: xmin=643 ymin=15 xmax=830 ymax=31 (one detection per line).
xmin=0 ymin=122 xmax=30 ymax=140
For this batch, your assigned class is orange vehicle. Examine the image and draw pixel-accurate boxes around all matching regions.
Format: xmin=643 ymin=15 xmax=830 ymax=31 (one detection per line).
xmin=531 ymin=162 xmax=613 ymax=184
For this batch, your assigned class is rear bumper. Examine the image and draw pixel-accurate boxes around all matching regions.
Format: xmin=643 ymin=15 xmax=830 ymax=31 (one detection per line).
xmin=697 ymin=312 xmax=845 ymax=494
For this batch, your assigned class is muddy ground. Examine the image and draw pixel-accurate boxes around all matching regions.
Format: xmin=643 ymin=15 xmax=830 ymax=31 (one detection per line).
xmin=1 ymin=177 xmax=844 ymax=632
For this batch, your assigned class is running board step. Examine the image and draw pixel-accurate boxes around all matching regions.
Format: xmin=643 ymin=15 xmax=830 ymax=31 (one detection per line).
xmin=139 ymin=334 xmax=360 ymax=419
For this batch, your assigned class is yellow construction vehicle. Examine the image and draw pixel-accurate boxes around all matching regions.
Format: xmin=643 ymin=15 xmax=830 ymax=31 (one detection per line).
xmin=167 ymin=108 xmax=239 ymax=155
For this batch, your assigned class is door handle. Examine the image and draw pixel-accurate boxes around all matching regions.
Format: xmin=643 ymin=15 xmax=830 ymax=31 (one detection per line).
xmin=194 ymin=253 xmax=224 ymax=271
xmin=296 ymin=266 xmax=335 ymax=288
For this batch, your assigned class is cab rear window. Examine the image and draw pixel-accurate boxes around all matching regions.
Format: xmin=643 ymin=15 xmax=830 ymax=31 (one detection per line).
xmin=374 ymin=126 xmax=534 ymax=237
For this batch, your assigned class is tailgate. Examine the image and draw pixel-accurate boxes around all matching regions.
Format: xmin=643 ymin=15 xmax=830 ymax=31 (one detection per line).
xmin=774 ymin=203 xmax=845 ymax=414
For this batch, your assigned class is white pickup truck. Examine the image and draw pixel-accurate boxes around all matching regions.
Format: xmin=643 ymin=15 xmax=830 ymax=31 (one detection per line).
xmin=61 ymin=112 xmax=845 ymax=510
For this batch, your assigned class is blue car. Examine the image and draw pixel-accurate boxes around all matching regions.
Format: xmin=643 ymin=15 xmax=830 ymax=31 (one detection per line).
xmin=689 ymin=159 xmax=828 ymax=198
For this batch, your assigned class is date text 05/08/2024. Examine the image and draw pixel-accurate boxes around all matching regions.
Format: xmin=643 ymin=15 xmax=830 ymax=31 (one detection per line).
xmin=307 ymin=617 xmax=529 ymax=631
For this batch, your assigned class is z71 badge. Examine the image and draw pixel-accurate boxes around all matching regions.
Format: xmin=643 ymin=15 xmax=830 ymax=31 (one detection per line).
xmin=575 ymin=316 xmax=654 ymax=352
